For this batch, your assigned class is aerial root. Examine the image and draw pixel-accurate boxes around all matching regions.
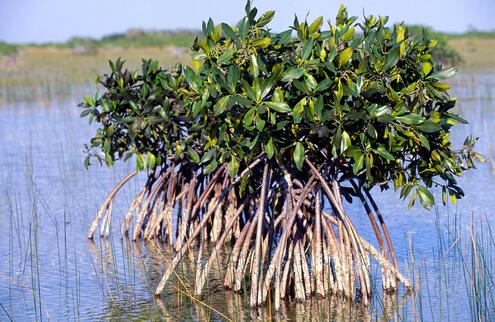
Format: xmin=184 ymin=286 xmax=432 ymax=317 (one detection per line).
xmin=88 ymin=171 xmax=138 ymax=239
xmin=192 ymin=173 xmax=407 ymax=309
xmin=88 ymin=157 xmax=411 ymax=309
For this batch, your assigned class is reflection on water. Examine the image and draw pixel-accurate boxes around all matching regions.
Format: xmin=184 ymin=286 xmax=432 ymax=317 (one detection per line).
xmin=0 ymin=73 xmax=494 ymax=321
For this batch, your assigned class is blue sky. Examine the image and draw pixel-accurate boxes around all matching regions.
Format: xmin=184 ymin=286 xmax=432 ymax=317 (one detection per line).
xmin=1 ymin=0 xmax=494 ymax=43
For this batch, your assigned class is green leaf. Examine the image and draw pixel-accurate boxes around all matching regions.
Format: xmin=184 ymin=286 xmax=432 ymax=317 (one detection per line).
xmin=336 ymin=4 xmax=348 ymax=26
xmin=245 ymin=135 xmax=259 ymax=150
xmin=105 ymin=152 xmax=114 ymax=167
xmin=192 ymin=101 xmax=203 ymax=116
xmin=101 ymin=100 xmax=111 ymax=113
xmin=365 ymin=154 xmax=373 ymax=180
xmin=374 ymin=105 xmax=389 ymax=117
xmin=293 ymin=79 xmax=311 ymax=95
xmin=417 ymin=186 xmax=434 ymax=209
xmin=252 ymin=37 xmax=271 ymax=48
xmin=265 ymin=101 xmax=291 ymax=113
xmin=336 ymin=79 xmax=344 ymax=100
xmin=367 ymin=123 xmax=377 ymax=139
xmin=341 ymin=131 xmax=351 ymax=153
xmin=103 ymin=126 xmax=114 ymax=140
xmin=200 ymin=149 xmax=215 ymax=164
xmin=203 ymin=158 xmax=218 ymax=175
xmin=293 ymin=142 xmax=305 ymax=170
xmin=237 ymin=17 xmax=249 ymax=39
xmin=428 ymin=68 xmax=457 ymax=80
xmin=396 ymin=113 xmax=423 ymax=125
xmin=129 ymin=101 xmax=140 ymax=113
xmin=217 ymin=48 xmax=236 ymax=65
xmin=221 ymin=23 xmax=236 ymax=39
xmin=84 ymin=96 xmax=93 ymax=107
xmin=243 ymin=80 xmax=256 ymax=101
xmin=375 ymin=146 xmax=394 ymax=160
xmin=301 ymin=39 xmax=314 ymax=60
xmin=338 ymin=47 xmax=353 ymax=67
xmin=228 ymin=65 xmax=240 ymax=91
xmin=197 ymin=39 xmax=211 ymax=54
xmin=243 ymin=108 xmax=256 ymax=128
xmin=80 ymin=109 xmax=92 ymax=118
xmin=408 ymin=192 xmax=416 ymax=208
xmin=147 ymin=152 xmax=156 ymax=169
xmin=418 ymin=121 xmax=442 ymax=133
xmin=447 ymin=113 xmax=468 ymax=124
xmin=432 ymin=82 xmax=450 ymax=91
xmin=136 ymin=154 xmax=144 ymax=171
xmin=252 ymin=78 xmax=262 ymax=101
xmin=257 ymin=10 xmax=275 ymax=27
xmin=422 ymin=62 xmax=433 ymax=76
xmin=450 ymin=192 xmax=457 ymax=205
xmin=315 ymin=78 xmax=333 ymax=92
xmin=293 ymin=97 xmax=307 ymax=123
xmin=305 ymin=74 xmax=318 ymax=90
xmin=213 ymin=96 xmax=230 ymax=116
xmin=83 ymin=155 xmax=90 ymax=168
xmin=228 ymin=157 xmax=239 ymax=179
xmin=255 ymin=118 xmax=266 ymax=131
xmin=265 ymin=137 xmax=275 ymax=159
xmin=282 ymin=67 xmax=305 ymax=82
xmin=418 ymin=133 xmax=430 ymax=150
xmin=308 ymin=16 xmax=323 ymax=34
xmin=184 ymin=67 xmax=199 ymax=91
xmin=277 ymin=29 xmax=292 ymax=44
xmin=353 ymin=153 xmax=364 ymax=174
xmin=249 ymin=54 xmax=259 ymax=77
xmin=383 ymin=47 xmax=400 ymax=71
xmin=206 ymin=18 xmax=214 ymax=34
xmin=187 ymin=147 xmax=200 ymax=163
xmin=342 ymin=26 xmax=355 ymax=41
xmin=245 ymin=0 xmax=252 ymax=14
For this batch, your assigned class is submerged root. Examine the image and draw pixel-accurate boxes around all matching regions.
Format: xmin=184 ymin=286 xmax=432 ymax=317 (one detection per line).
xmin=88 ymin=158 xmax=411 ymax=309
xmin=88 ymin=171 xmax=138 ymax=239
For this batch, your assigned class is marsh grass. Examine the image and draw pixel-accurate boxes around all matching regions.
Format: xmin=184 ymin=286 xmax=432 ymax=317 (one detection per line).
xmin=403 ymin=211 xmax=495 ymax=322
xmin=449 ymin=39 xmax=495 ymax=72
xmin=0 ymin=46 xmax=190 ymax=105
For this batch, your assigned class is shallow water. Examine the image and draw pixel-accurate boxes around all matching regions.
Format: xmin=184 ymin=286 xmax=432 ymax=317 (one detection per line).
xmin=0 ymin=73 xmax=494 ymax=321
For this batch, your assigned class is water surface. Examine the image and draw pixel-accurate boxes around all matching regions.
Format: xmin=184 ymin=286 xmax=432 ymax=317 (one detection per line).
xmin=0 ymin=73 xmax=494 ymax=321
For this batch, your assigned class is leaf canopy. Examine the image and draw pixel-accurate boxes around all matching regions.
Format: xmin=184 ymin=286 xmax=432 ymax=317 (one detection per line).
xmin=80 ymin=4 xmax=479 ymax=209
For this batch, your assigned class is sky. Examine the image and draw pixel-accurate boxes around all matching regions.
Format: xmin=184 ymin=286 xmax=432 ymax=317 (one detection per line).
xmin=1 ymin=0 xmax=494 ymax=44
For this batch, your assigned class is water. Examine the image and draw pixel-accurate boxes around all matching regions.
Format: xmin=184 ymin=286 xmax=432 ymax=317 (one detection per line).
xmin=0 ymin=74 xmax=494 ymax=321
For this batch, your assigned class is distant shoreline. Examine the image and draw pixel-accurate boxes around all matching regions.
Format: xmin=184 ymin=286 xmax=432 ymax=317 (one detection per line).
xmin=1 ymin=27 xmax=494 ymax=105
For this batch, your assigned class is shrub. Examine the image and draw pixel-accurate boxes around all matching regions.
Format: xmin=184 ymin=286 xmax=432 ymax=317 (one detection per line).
xmin=0 ymin=41 xmax=18 ymax=57
xmin=81 ymin=2 xmax=478 ymax=308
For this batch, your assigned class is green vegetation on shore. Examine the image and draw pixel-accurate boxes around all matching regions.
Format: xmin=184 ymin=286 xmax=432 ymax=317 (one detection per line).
xmin=10 ymin=29 xmax=199 ymax=51
xmin=0 ymin=40 xmax=18 ymax=56
xmin=95 ymin=29 xmax=198 ymax=48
